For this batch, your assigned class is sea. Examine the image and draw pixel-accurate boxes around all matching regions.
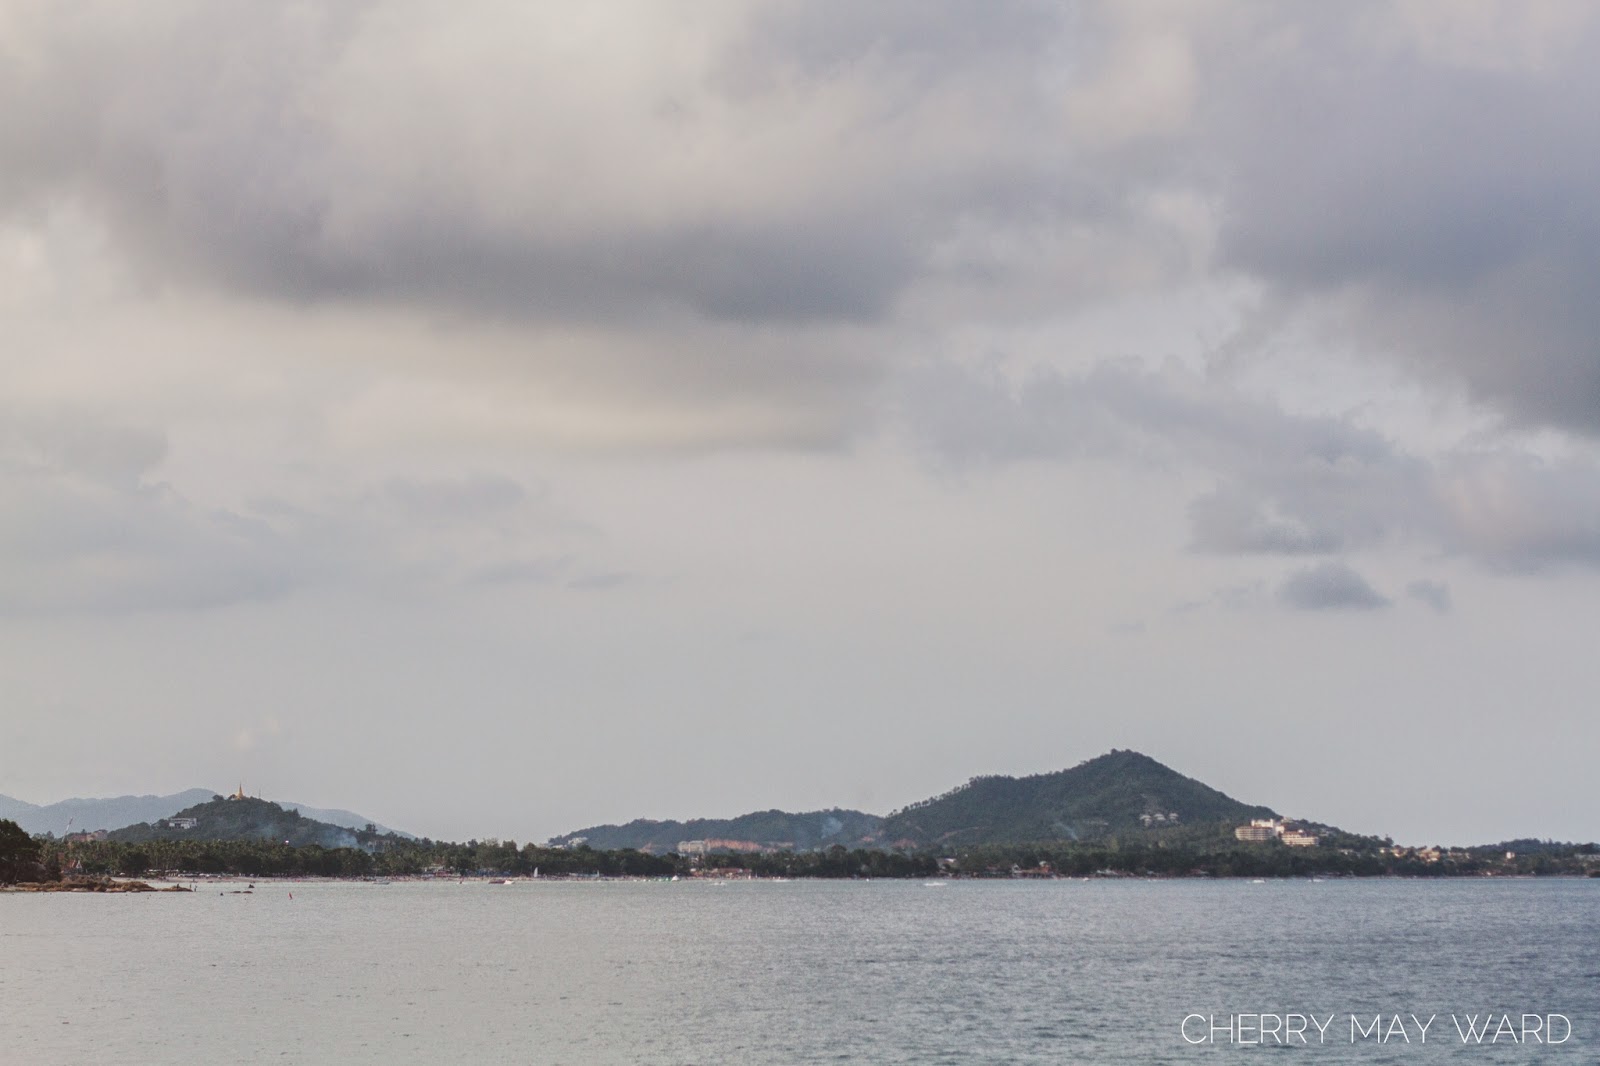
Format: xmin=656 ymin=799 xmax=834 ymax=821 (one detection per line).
xmin=2 ymin=877 xmax=1594 ymax=1064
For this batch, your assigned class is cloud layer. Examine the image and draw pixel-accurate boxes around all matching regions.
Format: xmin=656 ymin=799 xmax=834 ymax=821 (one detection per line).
xmin=4 ymin=3 xmax=1600 ymax=845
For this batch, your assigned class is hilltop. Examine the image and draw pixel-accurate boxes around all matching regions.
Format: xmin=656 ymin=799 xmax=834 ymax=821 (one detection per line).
xmin=877 ymin=750 xmax=1276 ymax=847
xmin=107 ymin=795 xmax=394 ymax=850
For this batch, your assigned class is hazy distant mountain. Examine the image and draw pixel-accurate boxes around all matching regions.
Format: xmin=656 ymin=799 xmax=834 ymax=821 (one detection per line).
xmin=0 ymin=789 xmax=218 ymax=837
xmin=0 ymin=789 xmax=407 ymax=838
xmin=550 ymin=808 xmax=883 ymax=853
xmin=278 ymin=803 xmax=412 ymax=839
xmin=877 ymin=749 xmax=1277 ymax=848
xmin=0 ymin=794 xmax=41 ymax=823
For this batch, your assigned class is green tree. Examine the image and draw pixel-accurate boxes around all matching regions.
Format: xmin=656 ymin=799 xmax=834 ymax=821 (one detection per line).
xmin=0 ymin=819 xmax=40 ymax=883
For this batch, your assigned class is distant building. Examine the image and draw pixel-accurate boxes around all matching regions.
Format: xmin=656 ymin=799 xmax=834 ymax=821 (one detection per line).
xmin=159 ymin=817 xmax=199 ymax=830
xmin=1235 ymin=819 xmax=1283 ymax=843
xmin=677 ymin=840 xmax=708 ymax=857
xmin=64 ymin=829 xmax=108 ymax=843
xmin=227 ymin=784 xmax=248 ymax=801
xmin=1235 ymin=818 xmax=1317 ymax=846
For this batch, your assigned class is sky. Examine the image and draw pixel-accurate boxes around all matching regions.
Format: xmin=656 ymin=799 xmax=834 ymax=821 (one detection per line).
xmin=4 ymin=1 xmax=1600 ymax=847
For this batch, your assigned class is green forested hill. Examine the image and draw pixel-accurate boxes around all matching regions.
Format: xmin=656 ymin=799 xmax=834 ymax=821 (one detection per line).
xmin=549 ymin=752 xmax=1277 ymax=853
xmin=548 ymin=808 xmax=882 ymax=853
xmin=877 ymin=750 xmax=1277 ymax=848
xmin=107 ymin=796 xmax=376 ymax=849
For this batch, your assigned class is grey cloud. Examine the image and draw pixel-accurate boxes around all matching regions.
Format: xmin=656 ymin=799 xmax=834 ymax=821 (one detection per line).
xmin=566 ymin=571 xmax=637 ymax=592
xmin=1186 ymin=5 xmax=1600 ymax=434
xmin=1432 ymin=451 xmax=1600 ymax=571
xmin=0 ymin=2 xmax=1091 ymax=330
xmin=1188 ymin=488 xmax=1345 ymax=556
xmin=0 ymin=412 xmax=287 ymax=612
xmin=6 ymin=0 xmax=1600 ymax=447
xmin=1277 ymin=562 xmax=1391 ymax=612
xmin=1406 ymin=579 xmax=1452 ymax=613
xmin=0 ymin=416 xmax=603 ymax=613
xmin=904 ymin=358 xmax=1421 ymax=553
xmin=907 ymin=359 xmax=1600 ymax=575
xmin=0 ymin=411 xmax=167 ymax=487
xmin=728 ymin=0 xmax=1062 ymax=85
xmin=1172 ymin=581 xmax=1268 ymax=615
xmin=468 ymin=557 xmax=572 ymax=588
xmin=382 ymin=476 xmax=528 ymax=519
xmin=0 ymin=471 xmax=295 ymax=614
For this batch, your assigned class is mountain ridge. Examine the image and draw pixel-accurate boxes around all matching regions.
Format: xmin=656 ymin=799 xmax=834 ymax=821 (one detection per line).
xmin=549 ymin=808 xmax=881 ymax=854
xmin=0 ymin=789 xmax=406 ymax=838
xmin=106 ymin=795 xmax=394 ymax=850
xmin=552 ymin=750 xmax=1281 ymax=852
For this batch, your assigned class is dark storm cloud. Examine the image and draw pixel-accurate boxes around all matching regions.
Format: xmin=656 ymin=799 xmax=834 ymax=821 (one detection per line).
xmin=1277 ymin=562 xmax=1391 ymax=612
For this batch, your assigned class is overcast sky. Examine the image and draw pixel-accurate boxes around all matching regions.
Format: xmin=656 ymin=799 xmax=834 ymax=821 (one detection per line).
xmin=4 ymin=1 xmax=1599 ymax=847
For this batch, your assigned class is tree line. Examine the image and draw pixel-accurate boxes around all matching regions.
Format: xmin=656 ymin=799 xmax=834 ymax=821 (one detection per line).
xmin=5 ymin=817 xmax=1596 ymax=883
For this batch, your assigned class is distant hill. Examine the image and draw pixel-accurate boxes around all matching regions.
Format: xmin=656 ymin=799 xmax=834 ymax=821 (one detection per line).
xmin=279 ymin=803 xmax=413 ymax=839
xmin=549 ymin=752 xmax=1280 ymax=853
xmin=0 ymin=790 xmax=408 ymax=838
xmin=0 ymin=789 xmax=218 ymax=837
xmin=106 ymin=796 xmax=386 ymax=849
xmin=550 ymin=808 xmax=883 ymax=853
xmin=877 ymin=750 xmax=1277 ymax=848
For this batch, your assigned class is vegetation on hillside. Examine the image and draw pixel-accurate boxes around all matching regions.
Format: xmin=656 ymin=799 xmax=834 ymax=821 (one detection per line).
xmin=9 ymin=752 xmax=1597 ymax=883
xmin=109 ymin=796 xmax=373 ymax=849
xmin=550 ymin=808 xmax=882 ymax=853
xmin=1 ymin=818 xmax=40 ymax=883
xmin=878 ymin=750 xmax=1277 ymax=847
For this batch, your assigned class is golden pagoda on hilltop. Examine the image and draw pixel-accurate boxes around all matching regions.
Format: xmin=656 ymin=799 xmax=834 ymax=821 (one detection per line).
xmin=228 ymin=783 xmax=247 ymax=801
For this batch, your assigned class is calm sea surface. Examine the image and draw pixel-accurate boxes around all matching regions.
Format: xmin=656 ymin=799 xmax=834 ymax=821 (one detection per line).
xmin=2 ymin=878 xmax=1594 ymax=1064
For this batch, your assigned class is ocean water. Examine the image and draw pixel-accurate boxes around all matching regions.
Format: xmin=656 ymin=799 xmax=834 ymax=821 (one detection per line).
xmin=2 ymin=878 xmax=1594 ymax=1063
